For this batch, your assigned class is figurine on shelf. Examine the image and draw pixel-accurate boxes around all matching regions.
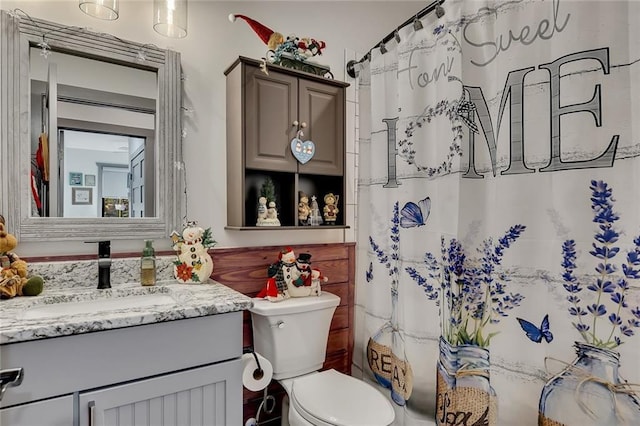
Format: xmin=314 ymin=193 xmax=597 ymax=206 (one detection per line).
xmin=256 ymin=196 xmax=268 ymax=225
xmin=171 ymin=221 xmax=216 ymax=283
xmin=323 ymin=193 xmax=339 ymax=225
xmin=257 ymin=177 xmax=281 ymax=226
xmin=266 ymin=201 xmax=281 ymax=225
xmin=308 ymin=195 xmax=323 ymax=226
xmin=298 ymin=191 xmax=311 ymax=225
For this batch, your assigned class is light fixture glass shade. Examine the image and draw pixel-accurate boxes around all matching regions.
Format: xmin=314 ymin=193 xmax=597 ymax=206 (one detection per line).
xmin=153 ymin=0 xmax=188 ymax=39
xmin=79 ymin=0 xmax=119 ymax=20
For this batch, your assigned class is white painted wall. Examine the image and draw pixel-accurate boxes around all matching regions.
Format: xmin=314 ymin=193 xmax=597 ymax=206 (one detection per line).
xmin=5 ymin=0 xmax=424 ymax=256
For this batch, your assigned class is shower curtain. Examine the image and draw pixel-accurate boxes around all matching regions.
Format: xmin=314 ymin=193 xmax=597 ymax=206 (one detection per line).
xmin=355 ymin=1 xmax=640 ymax=425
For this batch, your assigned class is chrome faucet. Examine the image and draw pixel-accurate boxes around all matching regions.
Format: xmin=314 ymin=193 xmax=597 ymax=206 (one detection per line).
xmin=96 ymin=241 xmax=111 ymax=289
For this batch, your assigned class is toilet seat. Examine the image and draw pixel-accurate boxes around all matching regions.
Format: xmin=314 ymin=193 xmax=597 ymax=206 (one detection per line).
xmin=289 ymin=369 xmax=395 ymax=426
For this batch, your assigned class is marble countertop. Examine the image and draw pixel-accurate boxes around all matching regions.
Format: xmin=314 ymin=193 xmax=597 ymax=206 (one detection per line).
xmin=0 ymin=281 xmax=253 ymax=345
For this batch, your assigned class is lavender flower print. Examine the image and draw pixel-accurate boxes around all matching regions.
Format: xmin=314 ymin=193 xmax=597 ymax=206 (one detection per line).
xmin=407 ymin=225 xmax=526 ymax=347
xmin=561 ymin=180 xmax=640 ymax=349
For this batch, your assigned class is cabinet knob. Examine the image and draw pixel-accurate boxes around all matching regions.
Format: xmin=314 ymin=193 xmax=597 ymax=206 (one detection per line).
xmin=300 ymin=121 xmax=307 ymax=129
xmin=292 ymin=120 xmax=299 ymax=127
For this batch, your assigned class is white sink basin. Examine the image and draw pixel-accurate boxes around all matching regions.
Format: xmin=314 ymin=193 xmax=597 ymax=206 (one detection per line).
xmin=21 ymin=289 xmax=178 ymax=320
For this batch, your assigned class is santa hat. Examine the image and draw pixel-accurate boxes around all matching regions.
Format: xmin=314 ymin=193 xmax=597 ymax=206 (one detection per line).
xmin=229 ymin=13 xmax=273 ymax=45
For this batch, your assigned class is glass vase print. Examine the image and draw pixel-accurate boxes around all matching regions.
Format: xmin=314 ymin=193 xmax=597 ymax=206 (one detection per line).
xmin=367 ymin=301 xmax=414 ymax=406
xmin=539 ymin=343 xmax=640 ymax=426
xmin=540 ymin=180 xmax=640 ymax=425
xmin=368 ymin=202 xmax=414 ymax=405
xmin=436 ymin=337 xmax=497 ymax=426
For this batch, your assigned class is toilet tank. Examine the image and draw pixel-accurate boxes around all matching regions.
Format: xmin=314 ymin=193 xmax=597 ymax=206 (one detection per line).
xmin=250 ymin=292 xmax=340 ymax=380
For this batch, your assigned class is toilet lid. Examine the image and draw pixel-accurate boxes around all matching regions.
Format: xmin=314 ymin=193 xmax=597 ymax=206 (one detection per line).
xmin=291 ymin=369 xmax=395 ymax=426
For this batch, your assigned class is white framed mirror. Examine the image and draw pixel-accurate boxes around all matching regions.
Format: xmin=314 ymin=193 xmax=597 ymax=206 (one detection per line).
xmin=0 ymin=10 xmax=183 ymax=241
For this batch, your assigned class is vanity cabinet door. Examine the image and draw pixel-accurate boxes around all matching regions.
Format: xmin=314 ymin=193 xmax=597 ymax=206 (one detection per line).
xmin=79 ymin=360 xmax=242 ymax=426
xmin=0 ymin=394 xmax=73 ymax=426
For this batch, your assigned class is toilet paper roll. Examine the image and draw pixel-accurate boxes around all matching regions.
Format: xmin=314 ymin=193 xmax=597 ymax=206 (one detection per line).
xmin=242 ymin=352 xmax=273 ymax=392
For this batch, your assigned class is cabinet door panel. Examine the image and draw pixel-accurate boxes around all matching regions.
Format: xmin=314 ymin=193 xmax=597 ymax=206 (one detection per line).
xmin=298 ymin=79 xmax=345 ymax=176
xmin=79 ymin=360 xmax=242 ymax=426
xmin=0 ymin=395 xmax=73 ymax=426
xmin=245 ymin=67 xmax=298 ymax=172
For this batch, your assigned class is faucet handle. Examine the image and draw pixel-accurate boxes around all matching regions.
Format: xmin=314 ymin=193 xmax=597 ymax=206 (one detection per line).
xmin=84 ymin=240 xmax=111 ymax=258
xmin=98 ymin=241 xmax=110 ymax=259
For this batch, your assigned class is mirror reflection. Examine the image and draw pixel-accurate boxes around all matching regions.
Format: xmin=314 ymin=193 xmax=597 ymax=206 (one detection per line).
xmin=29 ymin=48 xmax=157 ymax=219
xmin=1 ymin=9 xmax=182 ymax=241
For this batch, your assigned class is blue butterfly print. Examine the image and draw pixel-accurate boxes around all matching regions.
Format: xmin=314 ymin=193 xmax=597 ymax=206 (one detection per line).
xmin=400 ymin=197 xmax=431 ymax=228
xmin=365 ymin=262 xmax=373 ymax=282
xmin=517 ymin=314 xmax=553 ymax=343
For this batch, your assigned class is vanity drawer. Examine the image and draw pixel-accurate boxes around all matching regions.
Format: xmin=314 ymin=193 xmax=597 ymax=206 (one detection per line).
xmin=0 ymin=394 xmax=73 ymax=426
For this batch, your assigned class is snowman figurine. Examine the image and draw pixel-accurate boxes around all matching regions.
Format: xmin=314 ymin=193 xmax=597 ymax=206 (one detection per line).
xmin=171 ymin=221 xmax=216 ymax=283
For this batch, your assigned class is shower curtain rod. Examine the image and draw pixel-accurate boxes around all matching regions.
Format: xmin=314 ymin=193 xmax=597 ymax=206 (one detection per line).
xmin=346 ymin=0 xmax=444 ymax=78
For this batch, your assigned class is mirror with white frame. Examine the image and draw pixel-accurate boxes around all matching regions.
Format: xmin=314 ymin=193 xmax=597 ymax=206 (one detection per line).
xmin=0 ymin=10 xmax=183 ymax=241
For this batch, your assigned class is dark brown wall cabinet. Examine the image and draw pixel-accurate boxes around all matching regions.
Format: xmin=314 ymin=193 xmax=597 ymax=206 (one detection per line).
xmin=225 ymin=57 xmax=349 ymax=229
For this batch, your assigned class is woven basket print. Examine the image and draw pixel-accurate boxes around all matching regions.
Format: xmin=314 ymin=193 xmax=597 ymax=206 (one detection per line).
xmin=436 ymin=369 xmax=498 ymax=426
xmin=538 ymin=414 xmax=565 ymax=426
xmin=367 ymin=337 xmax=414 ymax=401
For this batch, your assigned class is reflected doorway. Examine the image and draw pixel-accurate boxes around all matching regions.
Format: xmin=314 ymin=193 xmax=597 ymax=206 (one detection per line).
xmin=55 ymin=129 xmax=152 ymax=218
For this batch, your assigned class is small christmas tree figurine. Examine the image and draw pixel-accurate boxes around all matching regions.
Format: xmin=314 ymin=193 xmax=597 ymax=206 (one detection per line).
xmin=257 ymin=177 xmax=281 ymax=226
xmin=260 ymin=177 xmax=276 ymax=205
xmin=309 ymin=195 xmax=323 ymax=226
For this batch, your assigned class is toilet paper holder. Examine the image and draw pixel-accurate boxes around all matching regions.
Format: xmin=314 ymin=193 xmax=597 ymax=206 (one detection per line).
xmin=243 ymin=349 xmax=264 ymax=380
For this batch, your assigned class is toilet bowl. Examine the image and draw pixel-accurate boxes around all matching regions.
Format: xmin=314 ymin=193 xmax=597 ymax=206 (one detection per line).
xmin=280 ymin=369 xmax=395 ymax=426
xmin=250 ymin=293 xmax=395 ymax=426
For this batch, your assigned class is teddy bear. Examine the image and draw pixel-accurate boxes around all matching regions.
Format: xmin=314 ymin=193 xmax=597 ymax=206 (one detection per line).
xmin=0 ymin=218 xmax=44 ymax=299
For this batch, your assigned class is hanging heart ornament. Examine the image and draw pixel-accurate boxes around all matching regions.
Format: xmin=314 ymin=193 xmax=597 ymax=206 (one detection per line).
xmin=291 ymin=137 xmax=315 ymax=164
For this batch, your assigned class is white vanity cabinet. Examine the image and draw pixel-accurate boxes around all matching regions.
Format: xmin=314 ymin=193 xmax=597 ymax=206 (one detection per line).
xmin=0 ymin=312 xmax=243 ymax=426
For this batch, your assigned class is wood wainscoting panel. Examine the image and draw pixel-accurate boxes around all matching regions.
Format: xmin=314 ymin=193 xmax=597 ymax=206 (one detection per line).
xmin=210 ymin=242 xmax=355 ymax=425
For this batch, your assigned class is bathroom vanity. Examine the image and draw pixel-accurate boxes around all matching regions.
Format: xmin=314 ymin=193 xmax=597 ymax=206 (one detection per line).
xmin=0 ymin=281 xmax=253 ymax=426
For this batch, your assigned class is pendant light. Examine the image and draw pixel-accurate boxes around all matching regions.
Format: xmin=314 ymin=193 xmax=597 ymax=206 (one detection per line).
xmin=79 ymin=0 xmax=119 ymax=20
xmin=153 ymin=0 xmax=188 ymax=39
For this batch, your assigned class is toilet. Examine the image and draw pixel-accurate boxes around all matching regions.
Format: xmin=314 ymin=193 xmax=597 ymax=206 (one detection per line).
xmin=250 ymin=292 xmax=395 ymax=426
